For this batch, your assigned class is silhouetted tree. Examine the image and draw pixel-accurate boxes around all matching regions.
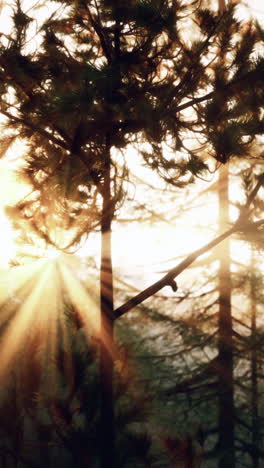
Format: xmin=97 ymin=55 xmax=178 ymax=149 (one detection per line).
xmin=1 ymin=1 xmax=264 ymax=466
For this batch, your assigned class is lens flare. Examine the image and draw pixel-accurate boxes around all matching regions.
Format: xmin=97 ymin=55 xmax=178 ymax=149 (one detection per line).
xmin=0 ymin=251 xmax=102 ymax=390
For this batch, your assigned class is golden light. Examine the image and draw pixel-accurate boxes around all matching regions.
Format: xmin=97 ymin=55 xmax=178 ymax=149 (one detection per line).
xmin=0 ymin=0 xmax=262 ymax=396
xmin=0 ymin=257 xmax=102 ymax=397
xmin=44 ymin=247 xmax=61 ymax=261
xmin=0 ymin=210 xmax=16 ymax=268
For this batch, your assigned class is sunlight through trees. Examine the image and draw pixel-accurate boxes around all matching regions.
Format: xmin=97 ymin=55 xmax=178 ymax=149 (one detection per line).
xmin=0 ymin=1 xmax=263 ymax=467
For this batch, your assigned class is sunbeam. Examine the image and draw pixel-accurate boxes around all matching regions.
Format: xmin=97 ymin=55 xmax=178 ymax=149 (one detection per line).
xmin=0 ymin=247 xmax=103 ymax=392
xmin=0 ymin=262 xmax=55 ymax=380
xmin=59 ymin=261 xmax=100 ymax=337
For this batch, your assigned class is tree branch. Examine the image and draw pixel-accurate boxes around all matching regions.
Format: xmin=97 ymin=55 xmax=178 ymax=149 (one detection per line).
xmin=175 ymin=64 xmax=264 ymax=114
xmin=86 ymin=6 xmax=112 ymax=63
xmin=0 ymin=109 xmax=102 ymax=189
xmin=175 ymin=91 xmax=214 ymax=113
xmin=114 ymin=225 xmax=236 ymax=318
xmin=115 ymin=177 xmax=264 ymax=318
xmin=0 ymin=109 xmax=68 ymax=150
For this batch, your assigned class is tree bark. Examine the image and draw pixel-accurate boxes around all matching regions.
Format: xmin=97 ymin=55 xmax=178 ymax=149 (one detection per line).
xmin=99 ymin=143 xmax=115 ymax=468
xmin=250 ymin=250 xmax=259 ymax=468
xmin=217 ymin=165 xmax=235 ymax=468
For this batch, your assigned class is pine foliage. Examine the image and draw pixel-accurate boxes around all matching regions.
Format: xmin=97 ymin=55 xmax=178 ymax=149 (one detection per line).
xmin=0 ymin=0 xmax=263 ymax=244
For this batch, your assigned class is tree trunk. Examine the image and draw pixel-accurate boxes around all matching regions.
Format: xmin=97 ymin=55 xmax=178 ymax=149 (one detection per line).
xmin=250 ymin=250 xmax=259 ymax=468
xmin=217 ymin=165 xmax=235 ymax=468
xmin=99 ymin=143 xmax=115 ymax=468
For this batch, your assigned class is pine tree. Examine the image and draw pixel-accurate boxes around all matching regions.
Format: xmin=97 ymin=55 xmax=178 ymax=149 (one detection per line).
xmin=149 ymin=165 xmax=264 ymax=467
xmin=1 ymin=1 xmax=264 ymax=466
xmin=0 ymin=293 xmax=155 ymax=468
xmin=217 ymin=166 xmax=234 ymax=467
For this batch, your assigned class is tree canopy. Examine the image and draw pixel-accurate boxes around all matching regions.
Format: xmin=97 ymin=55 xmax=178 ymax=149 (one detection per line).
xmin=1 ymin=0 xmax=263 ymax=247
xmin=0 ymin=2 xmax=264 ymax=467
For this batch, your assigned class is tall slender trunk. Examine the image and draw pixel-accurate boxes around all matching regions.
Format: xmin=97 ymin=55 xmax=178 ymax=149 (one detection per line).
xmin=217 ymin=165 xmax=235 ymax=468
xmin=99 ymin=143 xmax=115 ymax=468
xmin=250 ymin=250 xmax=259 ymax=468
xmin=216 ymin=3 xmax=235 ymax=464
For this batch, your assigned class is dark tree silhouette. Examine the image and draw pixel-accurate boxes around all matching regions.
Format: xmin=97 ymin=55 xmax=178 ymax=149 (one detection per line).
xmin=0 ymin=1 xmax=264 ymax=466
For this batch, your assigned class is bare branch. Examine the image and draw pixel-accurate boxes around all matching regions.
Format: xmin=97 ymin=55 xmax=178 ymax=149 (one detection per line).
xmin=114 ymin=225 xmax=237 ymax=318
xmin=115 ymin=177 xmax=264 ymax=318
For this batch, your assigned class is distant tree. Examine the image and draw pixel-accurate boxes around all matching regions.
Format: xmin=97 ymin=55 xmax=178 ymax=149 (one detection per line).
xmin=0 ymin=1 xmax=264 ymax=466
xmin=147 ymin=165 xmax=264 ymax=468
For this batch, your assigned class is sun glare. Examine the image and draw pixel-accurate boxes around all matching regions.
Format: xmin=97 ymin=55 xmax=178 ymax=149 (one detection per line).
xmin=45 ymin=248 xmax=60 ymax=261
xmin=0 ymin=0 xmax=262 ymax=397
xmin=0 ymin=238 xmax=102 ymax=387
xmin=0 ymin=210 xmax=15 ymax=268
